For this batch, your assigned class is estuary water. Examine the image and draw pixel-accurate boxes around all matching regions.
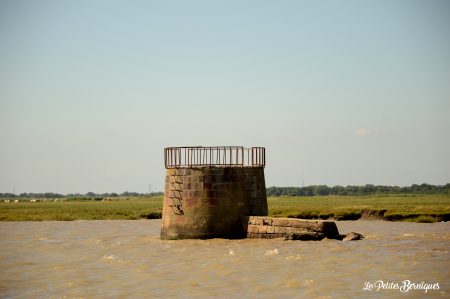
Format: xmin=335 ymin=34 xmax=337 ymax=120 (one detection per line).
xmin=0 ymin=220 xmax=448 ymax=298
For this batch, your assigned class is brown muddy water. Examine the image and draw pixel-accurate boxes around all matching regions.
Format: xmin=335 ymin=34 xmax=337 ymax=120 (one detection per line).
xmin=0 ymin=220 xmax=448 ymax=298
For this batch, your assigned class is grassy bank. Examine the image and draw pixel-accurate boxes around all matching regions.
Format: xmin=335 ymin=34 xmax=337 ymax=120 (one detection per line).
xmin=268 ymin=194 xmax=450 ymax=222
xmin=0 ymin=194 xmax=449 ymax=222
xmin=0 ymin=197 xmax=163 ymax=221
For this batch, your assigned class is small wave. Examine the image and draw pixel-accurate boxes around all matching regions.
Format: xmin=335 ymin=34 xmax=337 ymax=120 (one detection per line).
xmin=265 ymin=249 xmax=279 ymax=256
xmin=102 ymin=254 xmax=120 ymax=261
xmin=285 ymin=255 xmax=303 ymax=260
xmin=303 ymin=279 xmax=314 ymax=286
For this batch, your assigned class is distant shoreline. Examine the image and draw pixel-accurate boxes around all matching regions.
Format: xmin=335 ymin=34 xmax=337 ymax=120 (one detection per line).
xmin=1 ymin=194 xmax=448 ymax=223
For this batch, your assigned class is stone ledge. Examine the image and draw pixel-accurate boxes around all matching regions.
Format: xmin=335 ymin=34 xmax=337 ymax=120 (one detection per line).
xmin=245 ymin=216 xmax=341 ymax=240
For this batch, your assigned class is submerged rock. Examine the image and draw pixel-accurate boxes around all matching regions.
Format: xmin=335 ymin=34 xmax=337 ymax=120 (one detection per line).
xmin=342 ymin=232 xmax=364 ymax=241
xmin=284 ymin=232 xmax=324 ymax=241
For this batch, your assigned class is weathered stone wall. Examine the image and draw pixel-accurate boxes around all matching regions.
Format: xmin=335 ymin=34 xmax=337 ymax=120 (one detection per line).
xmin=161 ymin=167 xmax=267 ymax=239
xmin=245 ymin=216 xmax=340 ymax=240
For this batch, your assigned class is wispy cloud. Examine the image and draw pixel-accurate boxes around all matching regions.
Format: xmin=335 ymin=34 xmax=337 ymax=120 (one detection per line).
xmin=354 ymin=128 xmax=370 ymax=137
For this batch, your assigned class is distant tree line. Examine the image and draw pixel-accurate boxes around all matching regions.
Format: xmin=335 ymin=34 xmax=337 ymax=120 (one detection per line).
xmin=1 ymin=183 xmax=449 ymax=198
xmin=0 ymin=191 xmax=163 ymax=198
xmin=266 ymin=183 xmax=450 ymax=197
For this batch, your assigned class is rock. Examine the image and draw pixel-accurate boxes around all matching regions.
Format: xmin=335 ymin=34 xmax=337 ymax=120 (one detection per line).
xmin=342 ymin=232 xmax=364 ymax=241
xmin=284 ymin=232 xmax=324 ymax=241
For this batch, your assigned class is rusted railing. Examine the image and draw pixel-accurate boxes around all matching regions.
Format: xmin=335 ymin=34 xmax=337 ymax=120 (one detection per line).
xmin=164 ymin=146 xmax=265 ymax=169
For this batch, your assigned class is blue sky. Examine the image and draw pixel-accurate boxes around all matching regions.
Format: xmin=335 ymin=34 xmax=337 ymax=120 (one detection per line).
xmin=1 ymin=0 xmax=449 ymax=193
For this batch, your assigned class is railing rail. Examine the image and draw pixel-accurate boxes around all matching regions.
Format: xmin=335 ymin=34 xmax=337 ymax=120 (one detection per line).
xmin=164 ymin=146 xmax=265 ymax=169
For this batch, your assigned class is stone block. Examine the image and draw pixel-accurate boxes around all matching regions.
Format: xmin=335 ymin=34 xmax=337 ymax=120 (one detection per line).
xmin=285 ymin=227 xmax=293 ymax=234
xmin=245 ymin=191 xmax=256 ymax=199
xmin=251 ymin=233 xmax=261 ymax=239
xmin=183 ymin=197 xmax=196 ymax=207
xmin=272 ymin=226 xmax=287 ymax=234
xmin=204 ymin=176 xmax=214 ymax=183
xmin=203 ymin=190 xmax=213 ymax=198
xmin=245 ymin=184 xmax=256 ymax=192
xmin=257 ymin=225 xmax=268 ymax=234
xmin=272 ymin=218 xmax=323 ymax=232
xmin=246 ymin=224 xmax=259 ymax=233
xmin=203 ymin=183 xmax=212 ymax=191
xmin=271 ymin=218 xmax=293 ymax=227
xmin=169 ymin=190 xmax=182 ymax=198
xmin=212 ymin=183 xmax=224 ymax=190
xmin=262 ymin=217 xmax=273 ymax=225
xmin=244 ymin=177 xmax=256 ymax=184
xmin=248 ymin=216 xmax=264 ymax=225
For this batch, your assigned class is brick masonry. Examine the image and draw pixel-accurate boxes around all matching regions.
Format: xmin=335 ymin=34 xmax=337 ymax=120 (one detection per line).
xmin=245 ymin=216 xmax=341 ymax=240
xmin=161 ymin=167 xmax=268 ymax=240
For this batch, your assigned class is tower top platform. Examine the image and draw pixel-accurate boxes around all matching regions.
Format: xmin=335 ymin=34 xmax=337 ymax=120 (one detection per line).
xmin=164 ymin=146 xmax=265 ymax=169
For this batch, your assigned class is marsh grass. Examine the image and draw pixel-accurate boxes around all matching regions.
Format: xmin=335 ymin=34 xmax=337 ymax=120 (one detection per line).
xmin=0 ymin=197 xmax=162 ymax=221
xmin=268 ymin=194 xmax=450 ymax=222
xmin=0 ymin=194 xmax=449 ymax=222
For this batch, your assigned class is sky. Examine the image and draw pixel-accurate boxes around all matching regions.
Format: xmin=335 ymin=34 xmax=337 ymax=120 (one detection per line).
xmin=1 ymin=0 xmax=449 ymax=194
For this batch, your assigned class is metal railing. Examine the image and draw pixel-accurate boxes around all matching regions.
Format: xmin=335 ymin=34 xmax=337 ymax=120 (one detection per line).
xmin=164 ymin=146 xmax=265 ymax=169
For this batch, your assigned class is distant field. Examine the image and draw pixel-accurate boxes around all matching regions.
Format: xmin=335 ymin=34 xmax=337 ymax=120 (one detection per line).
xmin=268 ymin=194 xmax=450 ymax=222
xmin=0 ymin=197 xmax=163 ymax=221
xmin=0 ymin=194 xmax=449 ymax=222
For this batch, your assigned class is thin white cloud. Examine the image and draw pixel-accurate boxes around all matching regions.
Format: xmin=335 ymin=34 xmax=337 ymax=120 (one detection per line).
xmin=355 ymin=128 xmax=370 ymax=137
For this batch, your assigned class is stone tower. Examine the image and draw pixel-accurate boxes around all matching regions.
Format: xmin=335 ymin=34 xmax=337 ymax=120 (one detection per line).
xmin=160 ymin=146 xmax=267 ymax=239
